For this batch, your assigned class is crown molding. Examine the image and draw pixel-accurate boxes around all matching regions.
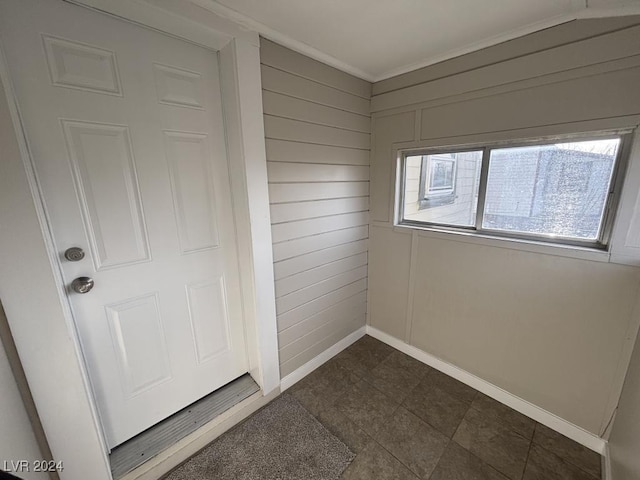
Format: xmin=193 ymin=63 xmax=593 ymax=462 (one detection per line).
xmin=171 ymin=0 xmax=640 ymax=84
xmin=188 ymin=0 xmax=376 ymax=81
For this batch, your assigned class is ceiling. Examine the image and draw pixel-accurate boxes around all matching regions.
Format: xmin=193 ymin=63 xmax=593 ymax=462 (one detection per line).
xmin=197 ymin=0 xmax=640 ymax=82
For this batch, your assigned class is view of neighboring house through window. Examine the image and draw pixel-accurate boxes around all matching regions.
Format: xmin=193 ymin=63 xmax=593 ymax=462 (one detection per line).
xmin=400 ymin=136 xmax=624 ymax=247
xmin=404 ymin=150 xmax=482 ymax=227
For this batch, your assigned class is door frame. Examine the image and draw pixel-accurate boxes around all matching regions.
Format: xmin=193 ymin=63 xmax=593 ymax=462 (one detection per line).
xmin=0 ymin=1 xmax=279 ymax=479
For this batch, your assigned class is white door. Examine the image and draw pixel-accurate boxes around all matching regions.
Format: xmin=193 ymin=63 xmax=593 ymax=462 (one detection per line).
xmin=0 ymin=0 xmax=249 ymax=448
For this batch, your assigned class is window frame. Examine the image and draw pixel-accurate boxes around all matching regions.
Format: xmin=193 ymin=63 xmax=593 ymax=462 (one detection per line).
xmin=397 ymin=132 xmax=633 ymax=250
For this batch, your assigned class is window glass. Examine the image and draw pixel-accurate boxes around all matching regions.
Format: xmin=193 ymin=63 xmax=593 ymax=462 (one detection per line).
xmin=483 ymin=138 xmax=620 ymax=240
xmin=402 ymin=150 xmax=482 ymax=227
xmin=399 ymin=135 xmax=623 ymax=247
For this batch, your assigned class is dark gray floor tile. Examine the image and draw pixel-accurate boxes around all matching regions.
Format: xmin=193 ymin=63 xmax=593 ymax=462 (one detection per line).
xmin=288 ymin=362 xmax=359 ymax=416
xmin=532 ymin=424 xmax=601 ymax=479
xmin=403 ymin=380 xmax=470 ymax=437
xmin=381 ymin=350 xmax=434 ymax=378
xmin=289 ymin=382 xmax=333 ymax=417
xmin=471 ymin=394 xmax=536 ymax=439
xmin=341 ymin=442 xmax=420 ymax=480
xmin=430 ymin=442 xmax=510 ymax=480
xmin=334 ymin=348 xmax=381 ymax=378
xmin=523 ymin=444 xmax=600 ymax=480
xmin=316 ymin=360 xmax=362 ymax=392
xmin=336 ymin=379 xmax=399 ymax=438
xmin=314 ymin=403 xmax=373 ymax=454
xmin=453 ymin=408 xmax=531 ymax=480
xmin=424 ymin=370 xmax=478 ymax=404
xmin=375 ymin=407 xmax=448 ymax=479
xmin=364 ymin=359 xmax=422 ymax=403
xmin=351 ymin=335 xmax=396 ymax=360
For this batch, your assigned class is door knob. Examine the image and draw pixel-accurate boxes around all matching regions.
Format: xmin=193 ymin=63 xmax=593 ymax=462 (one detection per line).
xmin=71 ymin=276 xmax=94 ymax=294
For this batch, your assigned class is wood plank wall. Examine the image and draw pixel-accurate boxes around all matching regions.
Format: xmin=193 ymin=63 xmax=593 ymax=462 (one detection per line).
xmin=259 ymin=38 xmax=372 ymax=377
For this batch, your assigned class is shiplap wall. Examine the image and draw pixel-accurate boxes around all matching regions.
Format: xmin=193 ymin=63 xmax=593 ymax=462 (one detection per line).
xmin=259 ymin=38 xmax=372 ymax=377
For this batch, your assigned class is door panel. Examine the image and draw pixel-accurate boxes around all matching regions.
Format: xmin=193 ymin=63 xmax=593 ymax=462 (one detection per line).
xmin=106 ymin=293 xmax=172 ymax=397
xmin=164 ymin=130 xmax=220 ymax=253
xmin=62 ymin=120 xmax=150 ymax=269
xmin=0 ymin=0 xmax=249 ymax=448
xmin=186 ymin=277 xmax=232 ymax=364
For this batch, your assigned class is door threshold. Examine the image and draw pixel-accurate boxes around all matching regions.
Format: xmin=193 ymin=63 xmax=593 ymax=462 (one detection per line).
xmin=110 ymin=374 xmax=260 ymax=479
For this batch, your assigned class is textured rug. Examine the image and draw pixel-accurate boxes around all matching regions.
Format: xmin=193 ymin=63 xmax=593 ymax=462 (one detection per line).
xmin=163 ymin=394 xmax=355 ymax=480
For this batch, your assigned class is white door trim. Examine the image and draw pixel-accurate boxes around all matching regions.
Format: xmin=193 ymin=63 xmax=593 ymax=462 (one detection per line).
xmin=0 ymin=1 xmax=278 ymax=479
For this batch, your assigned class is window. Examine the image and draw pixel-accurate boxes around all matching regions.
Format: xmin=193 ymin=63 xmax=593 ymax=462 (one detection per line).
xmin=399 ymin=135 xmax=628 ymax=248
xmin=418 ymin=154 xmax=458 ymax=208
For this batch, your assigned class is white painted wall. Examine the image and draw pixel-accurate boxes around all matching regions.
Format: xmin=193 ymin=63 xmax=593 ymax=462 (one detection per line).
xmin=0 ymin=334 xmax=50 ymax=480
xmin=260 ymin=39 xmax=372 ymax=377
xmin=368 ymin=17 xmax=640 ymax=436
xmin=609 ymin=329 xmax=640 ymax=479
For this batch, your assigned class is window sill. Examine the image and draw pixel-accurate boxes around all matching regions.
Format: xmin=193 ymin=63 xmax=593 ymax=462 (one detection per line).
xmin=389 ymin=221 xmax=612 ymax=263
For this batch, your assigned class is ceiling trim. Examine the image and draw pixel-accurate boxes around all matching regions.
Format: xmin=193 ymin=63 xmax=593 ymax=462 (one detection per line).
xmin=188 ymin=0 xmax=376 ymax=81
xmin=190 ymin=0 xmax=640 ymax=84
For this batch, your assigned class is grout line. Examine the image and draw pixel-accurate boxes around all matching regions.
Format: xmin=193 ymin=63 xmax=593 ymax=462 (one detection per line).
xmin=522 ymin=430 xmax=536 ymax=480
xmin=532 ymin=440 xmax=603 ymax=480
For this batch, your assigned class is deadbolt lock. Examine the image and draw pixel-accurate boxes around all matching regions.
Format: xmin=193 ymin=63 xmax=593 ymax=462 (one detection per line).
xmin=64 ymin=247 xmax=85 ymax=262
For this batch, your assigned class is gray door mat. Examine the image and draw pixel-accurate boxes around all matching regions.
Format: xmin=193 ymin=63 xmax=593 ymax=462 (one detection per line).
xmin=110 ymin=374 xmax=260 ymax=479
xmin=163 ymin=394 xmax=356 ymax=480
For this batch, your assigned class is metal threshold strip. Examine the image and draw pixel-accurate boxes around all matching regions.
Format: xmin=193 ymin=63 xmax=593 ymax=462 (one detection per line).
xmin=109 ymin=374 xmax=260 ymax=479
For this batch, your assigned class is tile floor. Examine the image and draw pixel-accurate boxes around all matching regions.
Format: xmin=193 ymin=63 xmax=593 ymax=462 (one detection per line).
xmin=288 ymin=335 xmax=602 ymax=480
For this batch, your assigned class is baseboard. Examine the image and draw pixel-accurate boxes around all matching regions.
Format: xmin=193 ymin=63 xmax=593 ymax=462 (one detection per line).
xmin=366 ymin=325 xmax=607 ymax=454
xmin=121 ymin=388 xmax=280 ymax=480
xmin=280 ymin=326 xmax=367 ymax=391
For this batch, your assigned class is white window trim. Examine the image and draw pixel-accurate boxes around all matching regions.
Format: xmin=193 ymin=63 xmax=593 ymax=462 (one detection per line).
xmin=392 ymin=128 xmax=638 ymax=263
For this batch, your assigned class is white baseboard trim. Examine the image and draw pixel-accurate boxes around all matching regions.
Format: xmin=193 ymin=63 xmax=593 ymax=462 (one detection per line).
xmin=366 ymin=325 xmax=607 ymax=454
xmin=280 ymin=326 xmax=366 ymax=391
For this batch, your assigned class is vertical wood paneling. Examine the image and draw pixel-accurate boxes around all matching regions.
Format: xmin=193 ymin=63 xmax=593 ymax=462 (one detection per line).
xmin=260 ymin=38 xmax=371 ymax=376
